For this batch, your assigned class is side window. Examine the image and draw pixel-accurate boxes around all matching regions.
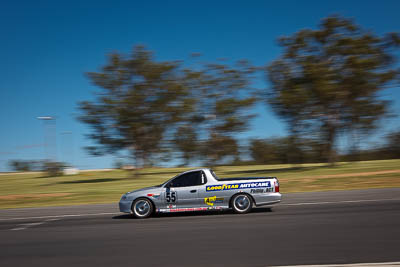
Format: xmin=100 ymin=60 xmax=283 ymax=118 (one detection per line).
xmin=210 ymin=169 xmax=219 ymax=180
xmin=169 ymin=171 xmax=204 ymax=187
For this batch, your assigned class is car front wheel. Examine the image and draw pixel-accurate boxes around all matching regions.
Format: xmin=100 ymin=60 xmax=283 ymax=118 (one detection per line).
xmin=131 ymin=198 xmax=153 ymax=219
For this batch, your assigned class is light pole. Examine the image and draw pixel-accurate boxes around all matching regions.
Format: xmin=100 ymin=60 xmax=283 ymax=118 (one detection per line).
xmin=61 ymin=131 xmax=74 ymax=167
xmin=37 ymin=116 xmax=57 ymax=163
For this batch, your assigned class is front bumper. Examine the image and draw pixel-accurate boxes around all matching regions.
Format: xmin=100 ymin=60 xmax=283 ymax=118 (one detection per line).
xmin=119 ymin=199 xmax=133 ymax=213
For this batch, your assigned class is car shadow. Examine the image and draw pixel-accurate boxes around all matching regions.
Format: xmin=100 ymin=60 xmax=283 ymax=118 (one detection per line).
xmin=112 ymin=207 xmax=272 ymax=220
xmin=112 ymin=214 xmax=134 ymax=219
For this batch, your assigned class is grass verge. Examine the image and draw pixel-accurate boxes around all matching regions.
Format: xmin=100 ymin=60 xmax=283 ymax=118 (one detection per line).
xmin=0 ymin=159 xmax=399 ymax=209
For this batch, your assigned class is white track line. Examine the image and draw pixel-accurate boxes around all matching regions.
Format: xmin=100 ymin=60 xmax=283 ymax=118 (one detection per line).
xmin=10 ymin=216 xmax=71 ymax=230
xmin=45 ymin=218 xmax=62 ymax=222
xmin=273 ymin=261 xmax=400 ymax=267
xmin=0 ymin=212 xmax=119 ymax=222
xmin=280 ymin=198 xmax=400 ymax=206
xmin=10 ymin=221 xmax=46 ymax=231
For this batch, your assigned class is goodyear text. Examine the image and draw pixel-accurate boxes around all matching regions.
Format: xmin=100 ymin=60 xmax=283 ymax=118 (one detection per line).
xmin=206 ymin=182 xmax=271 ymax=192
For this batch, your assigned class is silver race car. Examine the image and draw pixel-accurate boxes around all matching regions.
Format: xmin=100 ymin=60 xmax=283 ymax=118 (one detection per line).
xmin=119 ymin=168 xmax=281 ymax=218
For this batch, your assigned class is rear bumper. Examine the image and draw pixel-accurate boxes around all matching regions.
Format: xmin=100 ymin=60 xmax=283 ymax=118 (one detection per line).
xmin=253 ymin=193 xmax=282 ymax=206
xmin=119 ymin=199 xmax=133 ymax=213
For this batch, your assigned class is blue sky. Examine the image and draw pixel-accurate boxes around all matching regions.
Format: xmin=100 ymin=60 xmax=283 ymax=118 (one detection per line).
xmin=1 ymin=0 xmax=400 ymax=171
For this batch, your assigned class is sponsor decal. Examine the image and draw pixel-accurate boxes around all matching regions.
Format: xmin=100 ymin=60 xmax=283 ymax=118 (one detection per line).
xmin=204 ymin=196 xmax=224 ymax=206
xmin=208 ymin=206 xmax=223 ymax=210
xmin=159 ymin=206 xmax=224 ymax=213
xmin=250 ymin=188 xmax=274 ymax=193
xmin=206 ymin=181 xmax=271 ymax=192
xmin=167 ymin=204 xmax=176 ymax=209
xmin=250 ymin=189 xmax=264 ymax=194
xmin=159 ymin=207 xmax=208 ymax=213
xmin=165 ymin=191 xmax=177 ymax=203
xmin=147 ymin=193 xmax=160 ymax=198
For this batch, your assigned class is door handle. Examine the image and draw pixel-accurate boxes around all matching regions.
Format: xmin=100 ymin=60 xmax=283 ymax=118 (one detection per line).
xmin=190 ymin=190 xmax=197 ymax=193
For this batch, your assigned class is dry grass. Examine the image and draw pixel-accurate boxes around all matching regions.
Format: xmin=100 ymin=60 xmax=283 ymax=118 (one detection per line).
xmin=0 ymin=159 xmax=399 ymax=209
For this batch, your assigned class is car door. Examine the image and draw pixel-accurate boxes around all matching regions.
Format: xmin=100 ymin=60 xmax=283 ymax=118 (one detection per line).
xmin=161 ymin=171 xmax=204 ymax=209
xmin=198 ymin=170 xmax=230 ymax=208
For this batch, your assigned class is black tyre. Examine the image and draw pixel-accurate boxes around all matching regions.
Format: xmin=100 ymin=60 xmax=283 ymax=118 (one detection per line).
xmin=231 ymin=194 xmax=253 ymax=214
xmin=131 ymin=198 xmax=153 ymax=219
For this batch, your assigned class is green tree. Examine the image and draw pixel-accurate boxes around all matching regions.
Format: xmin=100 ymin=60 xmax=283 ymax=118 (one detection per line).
xmin=249 ymin=137 xmax=313 ymax=164
xmin=42 ymin=161 xmax=66 ymax=177
xmin=9 ymin=160 xmax=33 ymax=172
xmin=249 ymin=139 xmax=281 ymax=164
xmin=79 ymin=46 xmax=191 ymax=167
xmin=180 ymin=60 xmax=258 ymax=165
xmin=173 ymin=125 xmax=199 ymax=166
xmin=267 ymin=16 xmax=399 ymax=163
xmin=384 ymin=130 xmax=400 ymax=158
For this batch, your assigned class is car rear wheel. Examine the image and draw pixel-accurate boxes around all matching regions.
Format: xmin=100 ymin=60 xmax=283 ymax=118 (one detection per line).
xmin=231 ymin=194 xmax=253 ymax=214
xmin=131 ymin=198 xmax=153 ymax=219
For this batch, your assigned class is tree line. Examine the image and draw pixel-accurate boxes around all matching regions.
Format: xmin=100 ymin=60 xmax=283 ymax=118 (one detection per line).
xmin=249 ymin=130 xmax=400 ymax=165
xmin=8 ymin=160 xmax=65 ymax=176
xmin=9 ymin=129 xmax=400 ymax=172
xmin=78 ymin=16 xmax=400 ymax=167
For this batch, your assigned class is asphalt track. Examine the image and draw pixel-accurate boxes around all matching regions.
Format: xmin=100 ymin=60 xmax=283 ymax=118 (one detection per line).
xmin=0 ymin=188 xmax=399 ymax=267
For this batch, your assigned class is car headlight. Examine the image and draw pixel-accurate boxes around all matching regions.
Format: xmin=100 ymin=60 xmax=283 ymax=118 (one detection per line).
xmin=121 ymin=194 xmax=127 ymax=201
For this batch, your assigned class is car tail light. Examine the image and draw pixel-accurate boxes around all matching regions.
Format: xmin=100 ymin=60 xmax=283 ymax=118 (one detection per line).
xmin=274 ymin=178 xmax=279 ymax=193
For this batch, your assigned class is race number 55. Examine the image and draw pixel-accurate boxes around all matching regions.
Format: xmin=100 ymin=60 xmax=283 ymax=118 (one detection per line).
xmin=166 ymin=191 xmax=176 ymax=203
